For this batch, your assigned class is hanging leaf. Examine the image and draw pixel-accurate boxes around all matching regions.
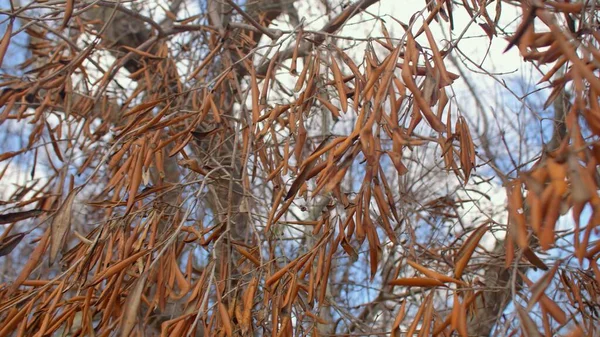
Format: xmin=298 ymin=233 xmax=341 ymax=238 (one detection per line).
xmin=0 ymin=232 xmax=25 ymax=257
xmin=389 ymin=277 xmax=446 ymax=288
xmin=390 ymin=301 xmax=407 ymax=337
xmin=0 ymin=209 xmax=43 ymax=225
xmin=49 ymin=189 xmax=78 ymax=265
xmin=516 ymin=304 xmax=542 ymax=337
xmin=454 ymin=223 xmax=488 ymax=278
xmin=406 ymin=260 xmax=465 ymax=285
xmin=61 ymin=0 xmax=74 ymax=30
xmin=120 ymin=272 xmax=147 ymax=337
xmin=0 ymin=20 xmax=13 ymax=68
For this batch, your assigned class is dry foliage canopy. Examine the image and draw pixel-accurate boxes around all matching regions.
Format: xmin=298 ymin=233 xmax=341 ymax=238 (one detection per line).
xmin=0 ymin=0 xmax=599 ymax=336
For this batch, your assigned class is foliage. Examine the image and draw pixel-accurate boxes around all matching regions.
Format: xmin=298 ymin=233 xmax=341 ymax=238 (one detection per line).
xmin=0 ymin=0 xmax=598 ymax=336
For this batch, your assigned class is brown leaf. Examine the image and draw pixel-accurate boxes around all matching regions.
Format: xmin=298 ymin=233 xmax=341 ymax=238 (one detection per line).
xmin=523 ymin=272 xmax=567 ymax=324
xmin=250 ymin=65 xmax=260 ymax=128
xmin=294 ymin=54 xmax=312 ymax=92
xmin=286 ymin=135 xmax=332 ymax=200
xmin=126 ymin=146 xmax=144 ymax=213
xmin=504 ymin=8 xmax=535 ymax=53
xmin=49 ymin=189 xmax=78 ymax=265
xmin=0 ymin=209 xmax=43 ymax=225
xmin=122 ymin=98 xmax=164 ymax=118
xmin=454 ymin=223 xmax=488 ymax=278
xmin=61 ymin=0 xmax=74 ymax=30
xmin=187 ymin=42 xmax=223 ymax=80
xmin=516 ymin=304 xmax=542 ymax=337
xmin=121 ymin=45 xmax=164 ymax=60
xmin=390 ymin=301 xmax=407 ymax=337
xmin=401 ymin=62 xmax=445 ymax=132
xmin=330 ymin=54 xmax=348 ymax=112
xmin=219 ymin=302 xmax=233 ymax=337
xmin=405 ymin=297 xmax=426 ymax=337
xmin=388 ymin=277 xmax=446 ymax=287
xmin=9 ymin=227 xmax=50 ymax=293
xmin=89 ymin=249 xmax=149 ymax=286
xmin=507 ymin=182 xmax=528 ymax=249
xmin=522 ymin=248 xmax=549 ymax=271
xmin=241 ymin=277 xmax=258 ymax=336
xmin=120 ymin=272 xmax=147 ymax=337
xmin=527 ymin=263 xmax=559 ymax=310
xmin=317 ymin=96 xmax=341 ymax=119
xmin=45 ymin=121 xmax=64 ymax=162
xmin=0 ymin=149 xmax=25 ymax=162
xmin=423 ymin=20 xmax=453 ymax=86
xmin=0 ymin=232 xmax=25 ymax=257
xmin=406 ymin=260 xmax=465 ymax=285
xmin=0 ymin=20 xmax=13 ymax=68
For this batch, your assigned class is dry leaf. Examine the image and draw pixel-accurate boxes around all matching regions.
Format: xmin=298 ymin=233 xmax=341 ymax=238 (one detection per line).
xmin=0 ymin=209 xmax=43 ymax=225
xmin=49 ymin=189 xmax=78 ymax=265
xmin=0 ymin=232 xmax=25 ymax=257
xmin=454 ymin=223 xmax=488 ymax=278
xmin=120 ymin=272 xmax=147 ymax=337
xmin=389 ymin=277 xmax=446 ymax=287
xmin=0 ymin=20 xmax=13 ymax=68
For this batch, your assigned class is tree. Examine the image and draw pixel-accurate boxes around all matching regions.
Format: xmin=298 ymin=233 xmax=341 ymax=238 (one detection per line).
xmin=0 ymin=0 xmax=598 ymax=336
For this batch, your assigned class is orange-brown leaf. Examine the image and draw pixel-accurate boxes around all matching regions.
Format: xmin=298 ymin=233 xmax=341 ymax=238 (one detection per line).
xmin=61 ymin=0 xmax=74 ymax=29
xmin=219 ymin=302 xmax=233 ymax=337
xmin=406 ymin=260 xmax=465 ymax=285
xmin=330 ymin=54 xmax=348 ymax=112
xmin=0 ymin=20 xmax=13 ymax=68
xmin=389 ymin=277 xmax=445 ymax=288
xmin=390 ymin=300 xmax=407 ymax=337
xmin=454 ymin=223 xmax=488 ymax=278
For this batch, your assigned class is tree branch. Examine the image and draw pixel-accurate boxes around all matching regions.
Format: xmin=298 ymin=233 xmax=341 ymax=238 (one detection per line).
xmin=257 ymin=0 xmax=380 ymax=75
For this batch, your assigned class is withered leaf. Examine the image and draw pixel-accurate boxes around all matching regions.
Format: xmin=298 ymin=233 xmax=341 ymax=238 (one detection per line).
xmin=61 ymin=0 xmax=74 ymax=30
xmin=516 ymin=304 xmax=542 ymax=337
xmin=388 ymin=277 xmax=446 ymax=288
xmin=0 ymin=209 xmax=43 ymax=225
xmin=454 ymin=223 xmax=488 ymax=278
xmin=0 ymin=20 xmax=13 ymax=68
xmin=49 ymin=190 xmax=78 ymax=265
xmin=285 ymin=135 xmax=332 ymax=200
xmin=527 ymin=263 xmax=559 ymax=310
xmin=120 ymin=272 xmax=147 ymax=337
xmin=0 ymin=232 xmax=25 ymax=257
xmin=522 ymin=247 xmax=549 ymax=270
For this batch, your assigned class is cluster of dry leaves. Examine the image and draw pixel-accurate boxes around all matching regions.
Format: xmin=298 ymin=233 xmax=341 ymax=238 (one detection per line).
xmin=0 ymin=0 xmax=599 ymax=336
